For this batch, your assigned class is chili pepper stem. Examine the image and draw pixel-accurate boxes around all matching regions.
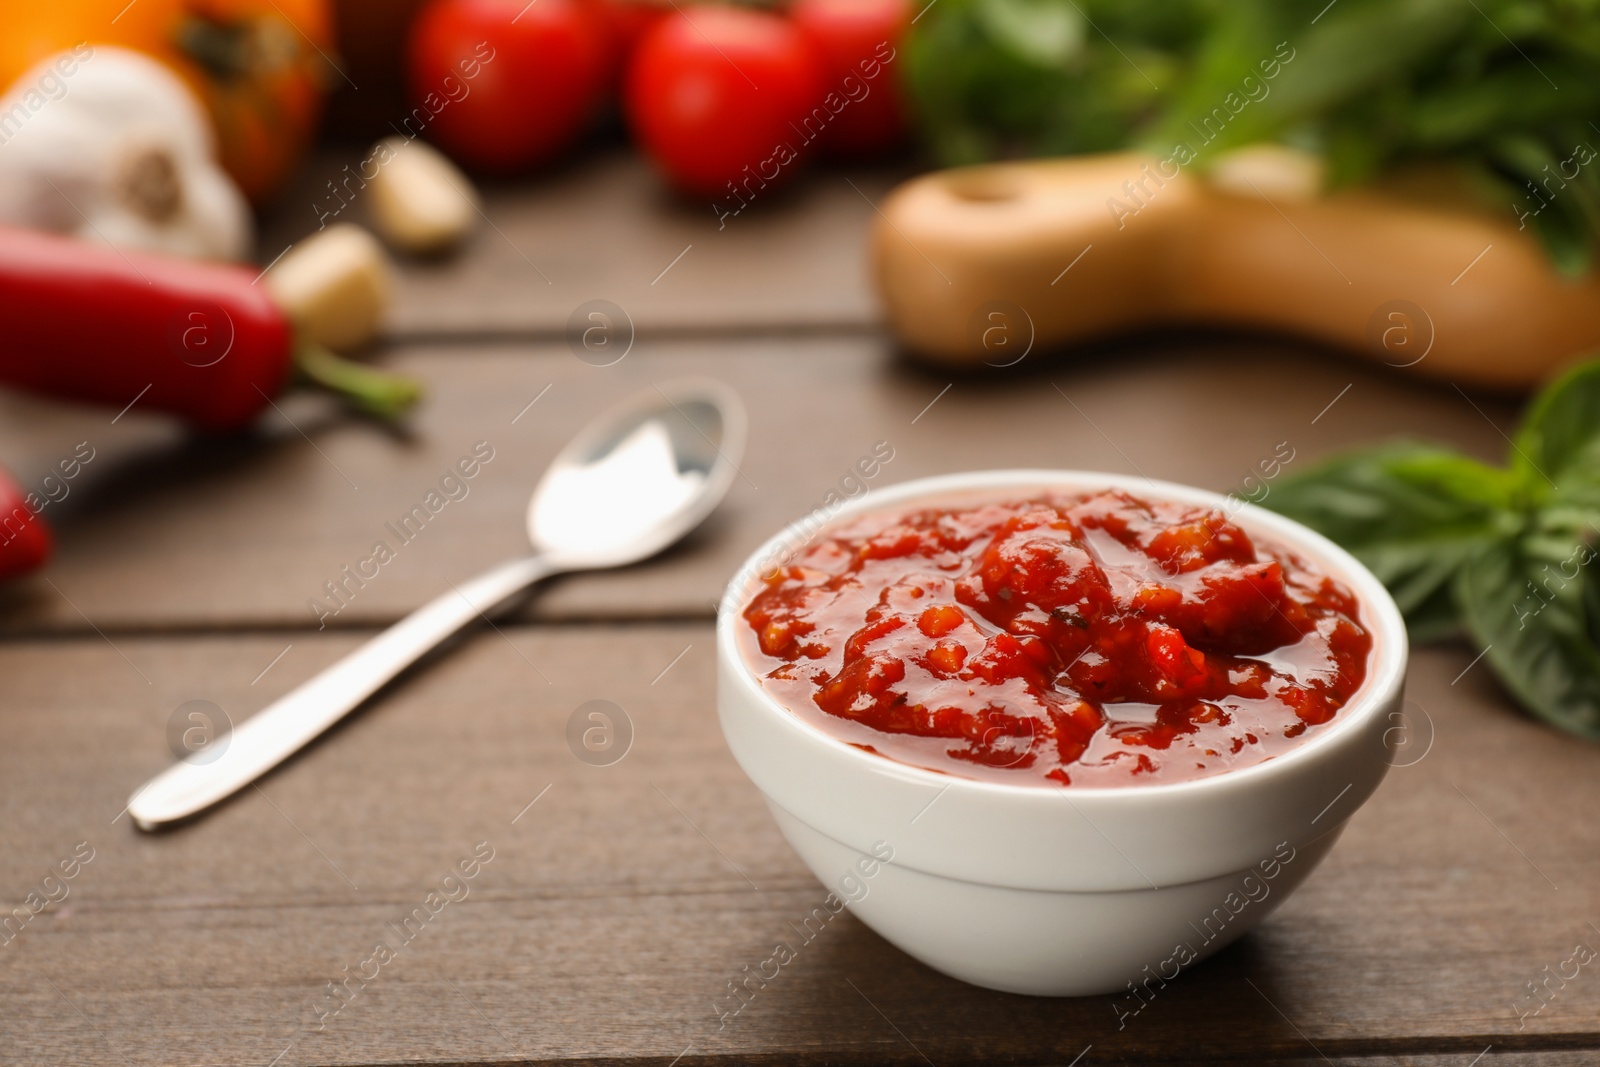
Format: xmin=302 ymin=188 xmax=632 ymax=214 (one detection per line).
xmin=293 ymin=341 xmax=422 ymax=420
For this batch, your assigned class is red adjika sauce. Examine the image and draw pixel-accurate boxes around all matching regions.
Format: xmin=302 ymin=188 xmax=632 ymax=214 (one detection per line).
xmin=740 ymin=491 xmax=1372 ymax=787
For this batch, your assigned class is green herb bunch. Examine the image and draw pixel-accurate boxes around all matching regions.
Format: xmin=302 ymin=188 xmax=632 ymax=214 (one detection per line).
xmin=905 ymin=0 xmax=1600 ymax=272
xmin=903 ymin=0 xmax=1205 ymax=164
xmin=1264 ymin=361 xmax=1600 ymax=737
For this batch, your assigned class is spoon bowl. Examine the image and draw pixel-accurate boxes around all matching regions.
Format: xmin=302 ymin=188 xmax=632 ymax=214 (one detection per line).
xmin=530 ymin=380 xmax=745 ymax=568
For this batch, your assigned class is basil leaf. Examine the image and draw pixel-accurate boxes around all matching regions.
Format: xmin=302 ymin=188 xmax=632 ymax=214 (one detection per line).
xmin=1263 ymin=443 xmax=1517 ymax=638
xmin=1243 ymin=359 xmax=1600 ymax=738
xmin=904 ymin=0 xmax=1205 ymax=165
xmin=1585 ymin=540 xmax=1600 ymax=651
xmin=976 ymin=0 xmax=1084 ymax=69
xmin=1147 ymin=0 xmax=1466 ymax=161
xmin=1455 ymin=535 xmax=1600 ymax=739
xmin=1403 ymin=580 xmax=1465 ymax=644
xmin=1513 ymin=359 xmax=1600 ymax=491
xmin=1490 ymin=136 xmax=1600 ymax=278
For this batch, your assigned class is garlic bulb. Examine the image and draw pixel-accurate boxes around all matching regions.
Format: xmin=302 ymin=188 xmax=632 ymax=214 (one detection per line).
xmin=0 ymin=46 xmax=251 ymax=261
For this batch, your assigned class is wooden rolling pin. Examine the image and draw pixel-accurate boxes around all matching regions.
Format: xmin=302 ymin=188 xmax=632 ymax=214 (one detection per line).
xmin=871 ymin=150 xmax=1600 ymax=390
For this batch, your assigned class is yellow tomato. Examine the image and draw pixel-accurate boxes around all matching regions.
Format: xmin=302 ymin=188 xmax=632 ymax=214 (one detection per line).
xmin=0 ymin=0 xmax=336 ymax=202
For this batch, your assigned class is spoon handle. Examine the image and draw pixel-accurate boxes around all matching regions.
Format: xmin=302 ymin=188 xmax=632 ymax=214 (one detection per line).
xmin=127 ymin=554 xmax=555 ymax=830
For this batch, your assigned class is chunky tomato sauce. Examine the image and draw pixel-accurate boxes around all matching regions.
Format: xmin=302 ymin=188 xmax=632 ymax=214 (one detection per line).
xmin=740 ymin=491 xmax=1372 ymax=787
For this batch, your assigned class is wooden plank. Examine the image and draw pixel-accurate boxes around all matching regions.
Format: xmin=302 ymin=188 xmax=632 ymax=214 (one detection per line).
xmin=0 ymin=335 xmax=1521 ymax=635
xmin=2 ymin=624 xmax=1598 ymax=1065
xmin=257 ymin=148 xmax=896 ymax=338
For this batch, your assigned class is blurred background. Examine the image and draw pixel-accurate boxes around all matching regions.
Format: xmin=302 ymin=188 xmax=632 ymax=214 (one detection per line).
xmin=6 ymin=2 xmax=1600 ymax=1062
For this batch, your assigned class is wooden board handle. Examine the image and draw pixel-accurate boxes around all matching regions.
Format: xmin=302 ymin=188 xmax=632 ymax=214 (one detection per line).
xmin=871 ymin=152 xmax=1600 ymax=390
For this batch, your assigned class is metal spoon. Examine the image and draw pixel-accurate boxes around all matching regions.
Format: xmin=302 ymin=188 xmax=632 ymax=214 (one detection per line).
xmin=128 ymin=379 xmax=747 ymax=830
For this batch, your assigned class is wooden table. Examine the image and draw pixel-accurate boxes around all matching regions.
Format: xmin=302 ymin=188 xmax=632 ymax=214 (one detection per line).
xmin=2 ymin=147 xmax=1596 ymax=1067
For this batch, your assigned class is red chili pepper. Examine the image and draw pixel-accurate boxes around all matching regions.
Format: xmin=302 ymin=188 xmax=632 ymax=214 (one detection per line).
xmin=0 ymin=465 xmax=52 ymax=580
xmin=0 ymin=226 xmax=419 ymax=430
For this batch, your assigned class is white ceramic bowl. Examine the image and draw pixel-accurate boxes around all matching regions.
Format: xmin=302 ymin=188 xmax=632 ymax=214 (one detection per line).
xmin=717 ymin=470 xmax=1407 ymax=997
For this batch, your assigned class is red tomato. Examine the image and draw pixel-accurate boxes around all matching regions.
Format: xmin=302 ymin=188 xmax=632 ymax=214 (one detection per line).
xmin=625 ymin=6 xmax=825 ymax=199
xmin=790 ymin=0 xmax=912 ymax=158
xmin=407 ymin=0 xmax=611 ymax=173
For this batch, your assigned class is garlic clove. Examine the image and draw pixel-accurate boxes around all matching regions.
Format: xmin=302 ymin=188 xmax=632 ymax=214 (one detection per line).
xmin=366 ymin=136 xmax=479 ymax=256
xmin=264 ymin=224 xmax=392 ymax=353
